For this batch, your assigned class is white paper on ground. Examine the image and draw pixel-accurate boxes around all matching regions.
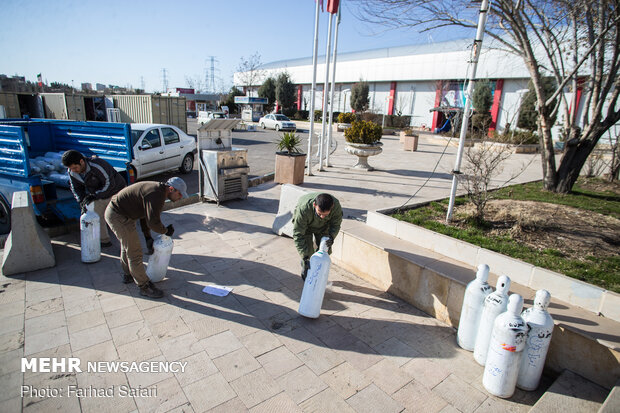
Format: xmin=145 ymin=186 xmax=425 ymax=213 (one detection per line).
xmin=202 ymin=285 xmax=233 ymax=296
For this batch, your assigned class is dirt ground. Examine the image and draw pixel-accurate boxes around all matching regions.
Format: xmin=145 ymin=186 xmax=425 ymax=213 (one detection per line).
xmin=451 ymin=179 xmax=620 ymax=260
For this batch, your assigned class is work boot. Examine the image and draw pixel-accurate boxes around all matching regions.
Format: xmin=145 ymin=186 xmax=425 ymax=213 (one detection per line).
xmin=145 ymin=237 xmax=154 ymax=255
xmin=122 ymin=273 xmax=133 ymax=284
xmin=139 ymin=281 xmax=164 ymax=298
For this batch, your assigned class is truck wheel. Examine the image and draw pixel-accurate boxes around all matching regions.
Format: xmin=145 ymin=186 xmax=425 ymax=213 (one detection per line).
xmin=0 ymin=198 xmax=10 ymax=235
xmin=179 ymin=154 xmax=194 ymax=174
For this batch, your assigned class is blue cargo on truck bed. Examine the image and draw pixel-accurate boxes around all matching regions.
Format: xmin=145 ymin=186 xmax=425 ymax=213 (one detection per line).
xmin=0 ymin=118 xmax=134 ymax=234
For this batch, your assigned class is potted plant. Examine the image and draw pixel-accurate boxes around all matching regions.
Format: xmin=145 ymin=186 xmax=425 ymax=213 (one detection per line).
xmin=275 ymin=132 xmax=306 ymax=185
xmin=343 ymin=120 xmax=383 ymax=171
xmin=402 ymin=128 xmax=419 ymax=151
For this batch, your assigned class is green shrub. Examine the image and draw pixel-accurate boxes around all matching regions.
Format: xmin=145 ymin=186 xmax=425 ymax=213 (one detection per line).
xmin=344 ymin=120 xmax=382 ymax=144
xmin=314 ymin=110 xmax=322 ymax=121
xmin=492 ymin=130 xmax=539 ymax=145
xmin=403 ymin=128 xmax=417 ymax=136
xmin=282 ymin=108 xmax=296 ymax=118
xmin=294 ymin=110 xmax=309 ymax=120
xmin=338 ymin=112 xmax=357 ymax=123
xmin=275 ymin=132 xmax=303 ymax=154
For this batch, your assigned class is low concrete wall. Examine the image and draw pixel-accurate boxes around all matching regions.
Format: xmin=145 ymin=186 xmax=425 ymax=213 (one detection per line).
xmin=331 ymin=218 xmax=620 ymax=389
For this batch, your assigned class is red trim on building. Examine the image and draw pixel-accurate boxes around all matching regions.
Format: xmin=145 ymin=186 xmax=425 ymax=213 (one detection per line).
xmin=388 ymin=82 xmax=396 ymax=115
xmin=489 ymin=79 xmax=504 ymax=136
xmin=431 ymin=81 xmax=443 ymax=131
xmin=297 ymin=85 xmax=303 ymax=111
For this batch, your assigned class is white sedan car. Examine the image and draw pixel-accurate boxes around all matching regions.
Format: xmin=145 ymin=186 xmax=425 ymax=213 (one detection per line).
xmin=129 ymin=124 xmax=197 ymax=179
xmin=258 ymin=114 xmax=297 ymax=131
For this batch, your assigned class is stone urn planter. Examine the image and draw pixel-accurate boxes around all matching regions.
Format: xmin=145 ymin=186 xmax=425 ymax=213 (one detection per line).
xmin=344 ymin=142 xmax=383 ymax=171
xmin=337 ymin=123 xmax=352 ymax=132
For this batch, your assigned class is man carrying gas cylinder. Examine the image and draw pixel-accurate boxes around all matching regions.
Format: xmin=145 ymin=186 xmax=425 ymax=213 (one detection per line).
xmin=62 ymin=150 xmax=154 ymax=252
xmin=293 ymin=193 xmax=343 ymax=281
xmin=104 ymin=177 xmax=187 ymax=298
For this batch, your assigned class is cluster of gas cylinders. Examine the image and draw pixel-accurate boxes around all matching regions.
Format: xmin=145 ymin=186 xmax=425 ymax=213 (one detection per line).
xmin=80 ymin=204 xmax=173 ymax=282
xmin=457 ymin=264 xmax=554 ymax=398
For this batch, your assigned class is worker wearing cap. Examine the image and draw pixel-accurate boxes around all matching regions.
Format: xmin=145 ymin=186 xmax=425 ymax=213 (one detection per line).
xmin=293 ymin=192 xmax=343 ymax=280
xmin=104 ymin=177 xmax=188 ymax=298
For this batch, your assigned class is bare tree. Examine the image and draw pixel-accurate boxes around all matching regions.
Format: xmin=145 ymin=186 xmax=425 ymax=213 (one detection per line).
xmin=351 ymin=0 xmax=620 ymax=193
xmin=236 ymin=52 xmax=265 ymax=95
xmin=184 ymin=75 xmax=203 ymax=93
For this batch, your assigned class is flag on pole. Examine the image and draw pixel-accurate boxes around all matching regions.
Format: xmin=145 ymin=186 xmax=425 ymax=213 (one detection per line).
xmin=316 ymin=0 xmax=324 ymax=12
xmin=326 ymin=0 xmax=339 ymax=13
xmin=37 ymin=73 xmax=42 ymax=87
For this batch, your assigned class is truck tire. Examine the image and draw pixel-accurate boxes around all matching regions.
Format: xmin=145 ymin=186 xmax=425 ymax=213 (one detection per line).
xmin=179 ymin=154 xmax=194 ymax=174
xmin=0 ymin=198 xmax=10 ymax=235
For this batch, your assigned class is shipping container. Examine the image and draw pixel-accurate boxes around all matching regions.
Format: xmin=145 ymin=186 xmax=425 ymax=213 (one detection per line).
xmin=41 ymin=93 xmax=69 ymax=119
xmin=112 ymin=95 xmax=187 ymax=132
xmin=0 ymin=92 xmax=21 ymax=118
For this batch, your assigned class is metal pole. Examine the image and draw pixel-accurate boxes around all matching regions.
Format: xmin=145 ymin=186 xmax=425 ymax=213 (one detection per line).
xmin=319 ymin=12 xmax=334 ymax=171
xmin=446 ymin=0 xmax=491 ymax=222
xmin=307 ymin=0 xmax=320 ymax=176
xmin=326 ymin=7 xmax=341 ymax=167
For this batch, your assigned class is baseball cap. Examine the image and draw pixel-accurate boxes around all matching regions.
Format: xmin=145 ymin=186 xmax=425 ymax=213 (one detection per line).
xmin=166 ymin=177 xmax=188 ymax=199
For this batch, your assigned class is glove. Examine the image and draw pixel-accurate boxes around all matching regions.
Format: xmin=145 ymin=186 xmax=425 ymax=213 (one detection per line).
xmin=325 ymin=236 xmax=334 ymax=247
xmin=145 ymin=237 xmax=154 ymax=255
xmin=165 ymin=224 xmax=175 ymax=237
xmin=301 ymin=258 xmax=310 ymax=281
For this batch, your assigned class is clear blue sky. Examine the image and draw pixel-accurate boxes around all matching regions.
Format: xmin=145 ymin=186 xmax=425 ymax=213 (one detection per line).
xmin=0 ymin=0 xmax=472 ymax=93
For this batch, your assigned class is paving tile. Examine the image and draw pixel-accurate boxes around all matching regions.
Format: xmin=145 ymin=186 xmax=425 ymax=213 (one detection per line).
xmin=70 ymin=323 xmax=112 ymax=351
xmin=240 ymin=329 xmax=283 ymax=357
xmin=0 ymin=347 xmax=23 ymax=376
xmin=300 ymin=387 xmax=356 ymax=413
xmin=125 ymin=355 xmax=175 ymax=388
xmin=345 ymin=383 xmax=403 ymax=413
xmin=0 ymin=301 xmax=26 ymax=318
xmin=213 ymin=347 xmax=261 ymax=382
xmin=67 ymin=308 xmax=106 ymax=334
xmin=167 ymin=402 xmax=195 ymax=413
xmin=187 ymin=316 xmax=231 ymax=340
xmin=364 ymin=358 xmax=413 ymax=395
xmin=201 ymin=330 xmax=243 ymax=359
xmin=99 ymin=293 xmax=137 ymax=313
xmin=297 ymin=345 xmax=346 ymax=375
xmin=256 ymin=345 xmax=303 ymax=379
xmin=25 ymin=297 xmax=63 ymax=319
xmin=63 ymin=296 xmax=102 ymax=318
xmin=248 ymin=392 xmax=302 ymax=413
xmin=276 ymin=365 xmax=328 ymax=404
xmin=392 ymin=379 xmax=449 ymax=412
xmin=230 ymin=368 xmax=281 ymax=408
xmin=104 ymin=304 xmax=143 ymax=329
xmin=432 ymin=373 xmax=487 ymax=413
xmin=22 ymin=391 xmax=81 ymax=413
xmin=24 ymin=310 xmax=66 ymax=338
xmin=24 ymin=326 xmax=68 ymax=356
xmin=75 ymin=371 xmax=137 ymax=413
xmin=0 ymin=370 xmax=24 ymax=402
xmin=25 ymin=285 xmax=60 ymax=305
xmin=150 ymin=316 xmax=191 ymax=341
xmin=0 ymin=397 xmax=21 ymax=413
xmin=133 ymin=376 xmax=188 ymax=413
xmin=110 ymin=320 xmax=152 ymax=348
xmin=116 ymin=336 xmax=161 ymax=362
xmin=174 ymin=351 xmax=218 ymax=387
xmin=184 ymin=372 xmax=236 ymax=412
xmin=73 ymin=340 xmax=119 ymax=365
xmin=207 ymin=397 xmax=248 ymax=413
xmin=22 ymin=369 xmax=77 ymax=405
xmin=22 ymin=344 xmax=72 ymax=380
xmin=401 ymin=358 xmax=451 ymax=390
xmin=0 ymin=313 xmax=24 ymax=335
xmin=338 ymin=339 xmax=384 ymax=371
xmin=159 ymin=332 xmax=205 ymax=362
xmin=373 ymin=336 xmax=423 ymax=366
xmin=320 ymin=361 xmax=372 ymax=399
xmin=0 ymin=330 xmax=24 ymax=353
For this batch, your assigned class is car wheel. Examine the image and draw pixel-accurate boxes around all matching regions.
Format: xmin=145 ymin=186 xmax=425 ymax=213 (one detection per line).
xmin=275 ymin=124 xmax=280 ymax=131
xmin=179 ymin=153 xmax=194 ymax=174
xmin=0 ymin=197 xmax=10 ymax=235
xmin=261 ymin=123 xmax=266 ymax=129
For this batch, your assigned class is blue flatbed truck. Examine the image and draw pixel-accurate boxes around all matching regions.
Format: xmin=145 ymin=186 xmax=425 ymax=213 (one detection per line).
xmin=0 ymin=118 xmax=135 ymax=235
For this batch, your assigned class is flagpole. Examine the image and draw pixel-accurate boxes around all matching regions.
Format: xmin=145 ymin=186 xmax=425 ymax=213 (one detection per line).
xmin=307 ymin=0 xmax=321 ymax=176
xmin=326 ymin=7 xmax=340 ymax=167
xmin=319 ymin=11 xmax=334 ymax=171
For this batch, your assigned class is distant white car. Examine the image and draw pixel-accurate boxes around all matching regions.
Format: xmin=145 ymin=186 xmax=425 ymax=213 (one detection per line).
xmin=129 ymin=124 xmax=197 ymax=179
xmin=258 ymin=114 xmax=297 ymax=131
xmin=197 ymin=111 xmax=227 ymax=125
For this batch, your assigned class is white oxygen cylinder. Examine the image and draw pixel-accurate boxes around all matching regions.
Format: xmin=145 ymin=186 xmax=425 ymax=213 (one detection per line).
xmin=298 ymin=237 xmax=331 ymax=318
xmin=483 ymin=294 xmax=528 ymax=398
xmin=517 ymin=289 xmax=554 ymax=391
xmin=474 ymin=275 xmax=511 ymax=365
xmin=80 ymin=202 xmax=100 ymax=263
xmin=457 ymin=264 xmax=492 ymax=350
xmin=146 ymin=234 xmax=174 ymax=282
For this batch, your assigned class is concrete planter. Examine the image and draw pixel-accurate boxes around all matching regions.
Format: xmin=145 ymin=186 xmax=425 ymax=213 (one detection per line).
xmin=275 ymin=152 xmax=306 ymax=185
xmin=337 ymin=123 xmax=352 ymax=132
xmin=403 ymin=134 xmax=419 ymax=151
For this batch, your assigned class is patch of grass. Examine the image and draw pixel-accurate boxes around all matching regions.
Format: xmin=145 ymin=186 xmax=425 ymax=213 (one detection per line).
xmin=392 ymin=178 xmax=620 ymax=293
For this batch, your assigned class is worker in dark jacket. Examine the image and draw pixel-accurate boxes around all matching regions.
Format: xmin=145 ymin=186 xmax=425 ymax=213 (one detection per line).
xmin=293 ymin=192 xmax=343 ymax=280
xmin=104 ymin=177 xmax=187 ymax=298
xmin=62 ymin=150 xmax=153 ymax=251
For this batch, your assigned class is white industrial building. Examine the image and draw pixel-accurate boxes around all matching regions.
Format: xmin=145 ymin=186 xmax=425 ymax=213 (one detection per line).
xmin=234 ymin=38 xmax=585 ymax=138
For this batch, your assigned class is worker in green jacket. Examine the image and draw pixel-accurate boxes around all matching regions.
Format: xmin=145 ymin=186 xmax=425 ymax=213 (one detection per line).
xmin=293 ymin=192 xmax=343 ymax=280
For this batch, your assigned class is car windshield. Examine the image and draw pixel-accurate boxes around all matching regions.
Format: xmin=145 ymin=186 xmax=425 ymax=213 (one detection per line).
xmin=130 ymin=129 xmax=145 ymax=147
xmin=274 ymin=115 xmax=290 ymax=121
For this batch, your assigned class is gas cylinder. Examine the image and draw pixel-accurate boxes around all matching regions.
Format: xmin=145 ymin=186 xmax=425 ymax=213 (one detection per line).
xmin=517 ymin=289 xmax=554 ymax=391
xmin=146 ymin=235 xmax=174 ymax=282
xmin=457 ymin=264 xmax=492 ymax=351
xmin=298 ymin=237 xmax=331 ymax=318
xmin=80 ymin=202 xmax=100 ymax=263
xmin=474 ymin=275 xmax=511 ymax=365
xmin=482 ymin=294 xmax=528 ymax=398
